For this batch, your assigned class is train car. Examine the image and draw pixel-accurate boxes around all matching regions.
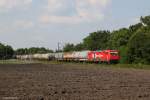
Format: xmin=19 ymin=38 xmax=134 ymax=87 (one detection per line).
xmin=63 ymin=52 xmax=74 ymax=61
xmin=32 ymin=53 xmax=55 ymax=60
xmin=63 ymin=51 xmax=90 ymax=61
xmin=88 ymin=50 xmax=102 ymax=62
xmin=16 ymin=54 xmax=33 ymax=60
xmin=75 ymin=51 xmax=90 ymax=61
xmin=88 ymin=50 xmax=120 ymax=63
xmin=40 ymin=54 xmax=51 ymax=60
xmin=54 ymin=53 xmax=64 ymax=61
xmin=49 ymin=53 xmax=55 ymax=60
xmin=16 ymin=55 xmax=21 ymax=59
xmin=33 ymin=54 xmax=41 ymax=60
xmin=73 ymin=51 xmax=81 ymax=61
xmin=102 ymin=50 xmax=120 ymax=63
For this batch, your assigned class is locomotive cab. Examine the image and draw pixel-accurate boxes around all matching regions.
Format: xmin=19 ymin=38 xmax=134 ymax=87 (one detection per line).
xmin=100 ymin=50 xmax=120 ymax=63
xmin=109 ymin=50 xmax=120 ymax=63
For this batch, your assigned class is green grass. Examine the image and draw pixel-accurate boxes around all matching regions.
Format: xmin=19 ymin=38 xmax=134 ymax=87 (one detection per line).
xmin=0 ymin=59 xmax=150 ymax=70
xmin=37 ymin=60 xmax=150 ymax=70
xmin=112 ymin=64 xmax=150 ymax=69
xmin=0 ymin=59 xmax=38 ymax=64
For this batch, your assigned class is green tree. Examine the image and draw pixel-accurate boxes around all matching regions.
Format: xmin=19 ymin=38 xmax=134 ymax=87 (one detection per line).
xmin=63 ymin=43 xmax=75 ymax=52
xmin=127 ymin=29 xmax=150 ymax=64
xmin=74 ymin=43 xmax=85 ymax=51
xmin=0 ymin=43 xmax=14 ymax=59
xmin=119 ymin=46 xmax=128 ymax=64
xmin=83 ymin=30 xmax=110 ymax=50
xmin=129 ymin=23 xmax=143 ymax=33
xmin=141 ymin=15 xmax=150 ymax=26
xmin=5 ymin=45 xmax=14 ymax=59
xmin=108 ymin=28 xmax=131 ymax=49
xmin=15 ymin=47 xmax=53 ymax=55
xmin=0 ymin=43 xmax=5 ymax=59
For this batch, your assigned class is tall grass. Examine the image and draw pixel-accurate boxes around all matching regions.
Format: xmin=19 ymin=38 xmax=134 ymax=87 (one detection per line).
xmin=0 ymin=59 xmax=150 ymax=70
xmin=0 ymin=59 xmax=37 ymax=64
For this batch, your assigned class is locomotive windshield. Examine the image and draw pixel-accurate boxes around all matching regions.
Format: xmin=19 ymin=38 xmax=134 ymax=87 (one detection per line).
xmin=110 ymin=52 xmax=118 ymax=56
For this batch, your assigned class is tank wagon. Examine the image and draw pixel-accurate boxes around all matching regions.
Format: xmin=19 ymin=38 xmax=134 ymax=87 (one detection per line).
xmin=54 ymin=53 xmax=63 ymax=61
xmin=16 ymin=53 xmax=55 ymax=60
xmin=16 ymin=50 xmax=120 ymax=64
xmin=63 ymin=51 xmax=89 ymax=61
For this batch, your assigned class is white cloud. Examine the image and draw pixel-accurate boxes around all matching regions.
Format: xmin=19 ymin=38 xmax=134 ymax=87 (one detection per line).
xmin=76 ymin=0 xmax=110 ymax=15
xmin=0 ymin=20 xmax=34 ymax=33
xmin=48 ymin=0 xmax=65 ymax=13
xmin=14 ymin=20 xmax=34 ymax=29
xmin=0 ymin=0 xmax=32 ymax=10
xmin=88 ymin=0 xmax=109 ymax=7
xmin=39 ymin=14 xmax=104 ymax=24
xmin=40 ymin=15 xmax=82 ymax=24
xmin=40 ymin=0 xmax=110 ymax=24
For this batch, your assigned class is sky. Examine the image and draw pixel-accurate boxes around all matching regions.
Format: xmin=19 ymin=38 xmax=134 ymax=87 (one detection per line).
xmin=0 ymin=0 xmax=150 ymax=50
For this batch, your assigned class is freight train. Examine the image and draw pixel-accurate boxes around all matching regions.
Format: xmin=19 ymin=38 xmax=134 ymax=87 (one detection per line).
xmin=16 ymin=50 xmax=120 ymax=64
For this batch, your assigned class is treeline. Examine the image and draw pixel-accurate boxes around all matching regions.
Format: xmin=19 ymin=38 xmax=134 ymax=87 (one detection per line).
xmin=0 ymin=45 xmax=53 ymax=59
xmin=63 ymin=15 xmax=150 ymax=64
xmin=15 ymin=47 xmax=53 ymax=55
xmin=0 ymin=43 xmax=14 ymax=59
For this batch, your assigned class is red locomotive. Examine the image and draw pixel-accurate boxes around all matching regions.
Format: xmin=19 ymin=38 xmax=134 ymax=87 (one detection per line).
xmin=88 ymin=50 xmax=120 ymax=63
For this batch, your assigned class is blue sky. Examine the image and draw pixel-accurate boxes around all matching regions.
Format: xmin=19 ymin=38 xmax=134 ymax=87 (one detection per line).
xmin=0 ymin=0 xmax=150 ymax=50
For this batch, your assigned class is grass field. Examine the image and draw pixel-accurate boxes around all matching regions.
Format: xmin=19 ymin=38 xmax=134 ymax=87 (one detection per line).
xmin=0 ymin=59 xmax=37 ymax=64
xmin=0 ymin=59 xmax=150 ymax=69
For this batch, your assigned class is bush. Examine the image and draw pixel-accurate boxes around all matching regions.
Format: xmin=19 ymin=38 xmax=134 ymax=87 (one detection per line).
xmin=127 ymin=31 xmax=150 ymax=64
xmin=119 ymin=46 xmax=128 ymax=64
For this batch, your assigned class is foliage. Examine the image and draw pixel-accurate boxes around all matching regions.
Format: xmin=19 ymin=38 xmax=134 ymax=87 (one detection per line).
xmin=83 ymin=30 xmax=110 ymax=50
xmin=141 ymin=15 xmax=150 ymax=26
xmin=118 ymin=46 xmax=128 ymax=64
xmin=15 ymin=47 xmax=53 ymax=55
xmin=74 ymin=43 xmax=85 ymax=51
xmin=63 ymin=43 xmax=75 ymax=52
xmin=0 ymin=43 xmax=14 ymax=59
xmin=127 ymin=16 xmax=150 ymax=64
xmin=127 ymin=27 xmax=150 ymax=64
xmin=63 ymin=43 xmax=85 ymax=52
xmin=129 ymin=23 xmax=143 ymax=32
xmin=108 ymin=28 xmax=131 ymax=49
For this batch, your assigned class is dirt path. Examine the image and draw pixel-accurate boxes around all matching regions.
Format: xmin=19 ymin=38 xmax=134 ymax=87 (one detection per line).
xmin=0 ymin=64 xmax=150 ymax=100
